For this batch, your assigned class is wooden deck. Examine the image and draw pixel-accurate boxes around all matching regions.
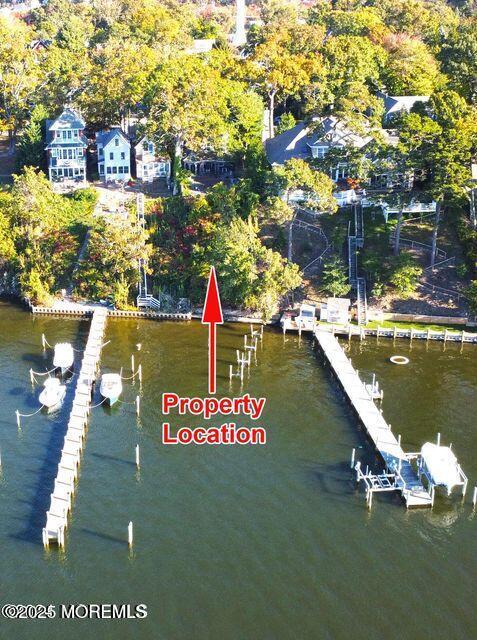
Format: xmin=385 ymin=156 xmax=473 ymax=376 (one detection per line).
xmin=42 ymin=308 xmax=108 ymax=548
xmin=314 ymin=328 xmax=432 ymax=507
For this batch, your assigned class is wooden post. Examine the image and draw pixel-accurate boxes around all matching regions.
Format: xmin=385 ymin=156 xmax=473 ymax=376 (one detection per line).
xmin=398 ymin=434 xmax=401 ymax=447
xmin=135 ymin=444 xmax=140 ymax=468
xmin=138 ymin=365 xmax=142 ymax=384
xmin=131 ymin=354 xmax=135 ymax=374
xmin=236 ymin=349 xmax=240 ymax=363
xmin=244 ymin=334 xmax=248 ymax=348
xmin=229 ymin=364 xmax=233 ymax=380
xmin=128 ymin=521 xmax=133 ymax=547
xmin=42 ymin=528 xmax=48 ymax=548
xmin=30 ymin=368 xmax=34 ymax=385
xmin=393 ymin=326 xmax=397 ymax=340
xmin=426 ymin=328 xmax=430 ymax=341
xmin=135 ymin=396 xmax=140 ymax=416
xmin=436 ymin=432 xmax=441 ymax=446
xmin=472 ymin=487 xmax=477 ymax=508
xmin=444 ymin=328 xmax=448 ymax=343
xmin=41 ymin=333 xmax=46 ymax=350
xmin=410 ymin=328 xmax=414 ymax=341
xmin=350 ymin=448 xmax=355 ymax=469
xmin=461 ymin=330 xmax=465 ymax=345
xmin=15 ymin=410 xmax=20 ymax=429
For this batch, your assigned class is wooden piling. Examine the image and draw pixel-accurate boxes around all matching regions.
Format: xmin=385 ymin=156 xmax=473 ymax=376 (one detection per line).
xmin=136 ymin=396 xmax=140 ymax=416
xmin=128 ymin=521 xmax=133 ymax=547
xmin=350 ymin=448 xmax=355 ymax=469
xmin=473 ymin=487 xmax=477 ymax=508
xmin=135 ymin=444 xmax=140 ymax=468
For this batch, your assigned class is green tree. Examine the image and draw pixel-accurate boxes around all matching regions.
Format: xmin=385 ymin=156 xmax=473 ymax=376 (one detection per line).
xmin=382 ymin=34 xmax=441 ymax=95
xmin=15 ymin=105 xmax=49 ymax=172
xmin=275 ymin=159 xmax=338 ymax=212
xmin=389 ymin=251 xmax=422 ymax=297
xmin=0 ymin=16 xmax=41 ymax=143
xmin=75 ymin=216 xmax=151 ymax=308
xmin=193 ymin=217 xmax=302 ymax=319
xmin=321 ymin=255 xmax=351 ymax=297
xmin=276 ymin=112 xmax=296 ymax=135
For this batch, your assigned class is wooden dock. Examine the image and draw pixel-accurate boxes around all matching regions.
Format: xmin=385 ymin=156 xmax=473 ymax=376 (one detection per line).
xmin=314 ymin=328 xmax=433 ymax=507
xmin=42 ymin=308 xmax=108 ymax=547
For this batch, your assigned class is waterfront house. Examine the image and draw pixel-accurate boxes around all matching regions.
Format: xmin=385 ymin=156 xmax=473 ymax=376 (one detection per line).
xmin=134 ymin=137 xmax=171 ymax=182
xmin=182 ymin=151 xmax=234 ymax=177
xmin=265 ymin=116 xmax=373 ymax=181
xmin=97 ymin=128 xmax=131 ymax=183
xmin=45 ymin=107 xmax=88 ymax=189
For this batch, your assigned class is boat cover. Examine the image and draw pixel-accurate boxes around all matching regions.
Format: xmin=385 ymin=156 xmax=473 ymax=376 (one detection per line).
xmin=421 ymin=442 xmax=461 ymax=491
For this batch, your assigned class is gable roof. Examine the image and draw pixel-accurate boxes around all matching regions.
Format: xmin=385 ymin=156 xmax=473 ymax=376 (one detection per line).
xmin=264 ymin=117 xmax=372 ymax=166
xmin=307 ymin=116 xmax=371 ymax=149
xmin=379 ymin=93 xmax=430 ymax=118
xmin=48 ymin=107 xmax=85 ymax=131
xmin=265 ymin=122 xmax=311 ymax=166
xmin=96 ymin=127 xmax=130 ymax=149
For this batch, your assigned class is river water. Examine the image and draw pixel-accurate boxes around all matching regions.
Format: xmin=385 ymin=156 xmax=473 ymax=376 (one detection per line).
xmin=0 ymin=301 xmax=475 ymax=640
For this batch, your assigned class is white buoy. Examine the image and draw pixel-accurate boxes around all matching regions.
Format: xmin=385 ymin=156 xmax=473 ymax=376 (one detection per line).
xmin=128 ymin=521 xmax=133 ymax=547
xmin=135 ymin=444 xmax=140 ymax=468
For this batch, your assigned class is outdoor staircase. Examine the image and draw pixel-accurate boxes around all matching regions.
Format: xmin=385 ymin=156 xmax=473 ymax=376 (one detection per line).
xmin=355 ymin=204 xmax=364 ymax=248
xmin=348 ymin=234 xmax=358 ymax=288
xmin=137 ymin=293 xmax=161 ymax=311
xmin=356 ymin=277 xmax=368 ymax=325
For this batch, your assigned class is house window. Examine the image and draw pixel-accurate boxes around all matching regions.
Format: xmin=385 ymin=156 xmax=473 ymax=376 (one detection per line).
xmin=143 ymin=141 xmax=149 ymax=151
xmin=112 ymin=167 xmax=117 ymax=174
xmin=148 ymin=143 xmax=154 ymax=153
xmin=115 ymin=138 xmax=119 ymax=146
xmin=314 ymin=147 xmax=327 ymax=159
xmin=62 ymin=131 xmax=67 ymax=140
xmin=99 ymin=164 xmax=104 ymax=174
xmin=110 ymin=152 xmax=114 ymax=160
xmin=107 ymin=167 xmax=112 ymax=174
xmin=67 ymin=130 xmax=72 ymax=139
xmin=120 ymin=152 xmax=125 ymax=160
xmin=73 ymin=130 xmax=78 ymax=138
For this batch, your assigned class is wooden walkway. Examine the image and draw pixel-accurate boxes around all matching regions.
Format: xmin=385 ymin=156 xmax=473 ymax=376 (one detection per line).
xmin=314 ymin=328 xmax=433 ymax=507
xmin=42 ymin=308 xmax=108 ymax=547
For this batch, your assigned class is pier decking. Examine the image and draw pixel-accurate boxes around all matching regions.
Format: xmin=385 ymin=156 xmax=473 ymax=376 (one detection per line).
xmin=314 ymin=328 xmax=433 ymax=507
xmin=42 ymin=308 xmax=108 ymax=547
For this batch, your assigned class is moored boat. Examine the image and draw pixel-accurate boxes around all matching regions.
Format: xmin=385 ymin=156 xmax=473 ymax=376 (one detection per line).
xmin=100 ymin=373 xmax=123 ymax=406
xmin=53 ymin=343 xmax=74 ymax=375
xmin=39 ymin=378 xmax=67 ymax=412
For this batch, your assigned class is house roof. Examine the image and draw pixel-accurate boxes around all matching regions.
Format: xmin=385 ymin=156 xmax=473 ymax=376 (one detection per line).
xmin=264 ymin=117 xmax=372 ymax=166
xmin=307 ymin=116 xmax=371 ymax=149
xmin=379 ymin=93 xmax=430 ymax=118
xmin=96 ymin=127 xmax=130 ymax=149
xmin=264 ymin=122 xmax=311 ymax=165
xmin=48 ymin=107 xmax=85 ymax=131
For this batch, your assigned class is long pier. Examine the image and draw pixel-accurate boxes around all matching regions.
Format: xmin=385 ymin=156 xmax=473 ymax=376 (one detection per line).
xmin=42 ymin=308 xmax=108 ymax=547
xmin=314 ymin=328 xmax=433 ymax=507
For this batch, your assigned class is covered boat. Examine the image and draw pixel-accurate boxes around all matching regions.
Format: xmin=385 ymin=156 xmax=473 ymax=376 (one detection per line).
xmin=53 ymin=343 xmax=74 ymax=375
xmin=39 ymin=378 xmax=66 ymax=411
xmin=420 ymin=442 xmax=467 ymax=496
xmin=100 ymin=373 xmax=123 ymax=406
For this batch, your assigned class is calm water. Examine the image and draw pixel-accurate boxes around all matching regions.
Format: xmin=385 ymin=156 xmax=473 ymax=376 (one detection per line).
xmin=0 ymin=301 xmax=476 ymax=640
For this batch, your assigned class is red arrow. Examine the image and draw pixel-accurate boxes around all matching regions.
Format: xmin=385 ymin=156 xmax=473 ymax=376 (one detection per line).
xmin=202 ymin=266 xmax=223 ymax=394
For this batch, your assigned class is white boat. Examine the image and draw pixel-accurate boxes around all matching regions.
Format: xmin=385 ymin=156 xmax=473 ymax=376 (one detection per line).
xmin=280 ymin=303 xmax=317 ymax=333
xmin=53 ymin=342 xmax=74 ymax=375
xmin=100 ymin=373 xmax=123 ymax=406
xmin=39 ymin=378 xmax=66 ymax=411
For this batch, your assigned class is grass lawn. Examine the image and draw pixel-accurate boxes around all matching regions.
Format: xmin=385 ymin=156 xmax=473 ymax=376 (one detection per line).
xmin=362 ymin=319 xmax=477 ymax=333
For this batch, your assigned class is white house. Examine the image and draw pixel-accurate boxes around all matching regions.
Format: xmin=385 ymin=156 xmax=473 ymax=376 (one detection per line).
xmin=96 ymin=128 xmax=131 ymax=182
xmin=45 ymin=107 xmax=88 ymax=189
xmin=134 ymin=137 xmax=170 ymax=182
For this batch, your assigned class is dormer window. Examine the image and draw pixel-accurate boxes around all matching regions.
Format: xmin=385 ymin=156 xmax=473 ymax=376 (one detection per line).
xmin=115 ymin=138 xmax=119 ymax=146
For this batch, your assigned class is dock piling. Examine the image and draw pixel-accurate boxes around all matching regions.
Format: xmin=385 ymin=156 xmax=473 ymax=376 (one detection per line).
xmin=128 ymin=521 xmax=134 ymax=547
xmin=15 ymin=410 xmax=20 ymax=429
xmin=131 ymin=354 xmax=135 ymax=375
xmin=472 ymin=487 xmax=477 ymax=508
xmin=135 ymin=395 xmax=140 ymax=416
xmin=41 ymin=333 xmax=46 ymax=350
xmin=350 ymin=448 xmax=355 ymax=469
xmin=135 ymin=444 xmax=140 ymax=468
